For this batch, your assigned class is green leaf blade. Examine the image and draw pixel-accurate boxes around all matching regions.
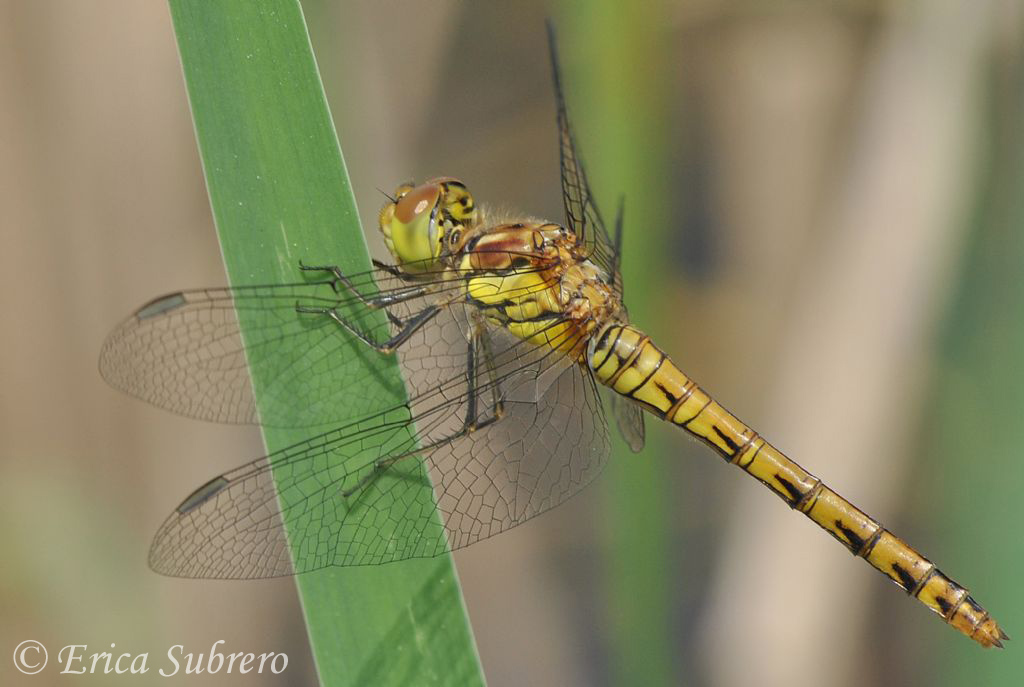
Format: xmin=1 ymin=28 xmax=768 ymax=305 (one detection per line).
xmin=166 ymin=1 xmax=483 ymax=684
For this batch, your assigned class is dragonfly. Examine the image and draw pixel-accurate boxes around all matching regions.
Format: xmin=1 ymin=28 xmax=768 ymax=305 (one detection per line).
xmin=100 ymin=24 xmax=1007 ymax=649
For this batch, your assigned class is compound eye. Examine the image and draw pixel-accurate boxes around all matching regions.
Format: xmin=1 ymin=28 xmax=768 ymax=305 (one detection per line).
xmin=395 ymin=183 xmax=441 ymax=224
xmin=449 ymin=228 xmax=462 ymax=247
xmin=391 ymin=183 xmax=413 ymax=201
xmin=383 ymin=181 xmax=447 ymax=270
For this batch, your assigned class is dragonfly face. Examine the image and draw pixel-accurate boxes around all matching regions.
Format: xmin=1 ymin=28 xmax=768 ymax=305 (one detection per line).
xmin=379 ymin=177 xmax=477 ymax=273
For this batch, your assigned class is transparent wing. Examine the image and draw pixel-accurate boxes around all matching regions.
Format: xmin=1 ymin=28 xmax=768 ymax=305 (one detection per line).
xmin=546 ymin=22 xmax=623 ymax=295
xmin=147 ymin=315 xmax=611 ymax=577
xmin=101 ymin=262 xmax=473 ymax=428
xmin=609 ymin=391 xmax=645 ymax=453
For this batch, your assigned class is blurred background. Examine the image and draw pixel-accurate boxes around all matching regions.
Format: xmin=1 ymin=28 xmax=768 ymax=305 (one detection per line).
xmin=2 ymin=1 xmax=1023 ymax=685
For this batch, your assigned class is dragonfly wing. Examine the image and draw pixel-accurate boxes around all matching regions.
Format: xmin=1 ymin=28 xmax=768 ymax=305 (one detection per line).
xmin=609 ymin=391 xmax=646 ymax=452
xmin=147 ymin=316 xmax=611 ymax=578
xmin=100 ymin=264 xmax=465 ymax=428
xmin=434 ymin=322 xmax=610 ymax=548
xmin=148 ymin=402 xmax=438 ymax=577
xmin=546 ymin=22 xmax=623 ymax=295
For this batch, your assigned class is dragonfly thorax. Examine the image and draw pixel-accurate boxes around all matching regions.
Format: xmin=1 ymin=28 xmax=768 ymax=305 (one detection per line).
xmin=458 ymin=221 xmax=623 ymax=360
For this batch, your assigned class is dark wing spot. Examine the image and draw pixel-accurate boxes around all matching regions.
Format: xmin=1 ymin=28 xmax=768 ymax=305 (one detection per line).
xmin=177 ymin=476 xmax=230 ymax=514
xmin=136 ymin=292 xmax=187 ymax=320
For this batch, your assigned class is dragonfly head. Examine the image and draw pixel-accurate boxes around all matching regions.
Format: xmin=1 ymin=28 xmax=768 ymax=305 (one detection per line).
xmin=379 ymin=177 xmax=477 ymax=273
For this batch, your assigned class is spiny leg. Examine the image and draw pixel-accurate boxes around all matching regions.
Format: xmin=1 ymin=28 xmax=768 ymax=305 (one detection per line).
xmin=297 ymin=301 xmax=441 ymax=354
xmin=299 ymin=261 xmax=432 ymax=310
xmin=461 ymin=325 xmax=506 ymax=432
xmin=371 ymin=258 xmax=423 ymax=282
xmin=342 ymin=327 xmax=505 ymax=499
xmin=296 ymin=261 xmax=450 ymax=353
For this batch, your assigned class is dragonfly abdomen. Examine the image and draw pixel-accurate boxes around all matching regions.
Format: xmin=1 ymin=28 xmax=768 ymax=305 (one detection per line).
xmin=588 ymin=323 xmax=1007 ymax=648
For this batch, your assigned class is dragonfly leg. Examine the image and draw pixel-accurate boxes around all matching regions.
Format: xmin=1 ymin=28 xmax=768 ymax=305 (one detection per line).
xmin=462 ymin=325 xmax=505 ymax=431
xmin=342 ymin=400 xmax=505 ymax=500
xmin=299 ymin=261 xmax=431 ymax=310
xmin=371 ymin=258 xmax=423 ymax=282
xmin=342 ymin=329 xmax=506 ymax=499
xmin=297 ymin=303 xmax=441 ymax=354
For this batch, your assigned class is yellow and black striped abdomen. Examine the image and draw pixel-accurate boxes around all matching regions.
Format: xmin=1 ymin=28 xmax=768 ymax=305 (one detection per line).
xmin=588 ymin=324 xmax=1007 ymax=648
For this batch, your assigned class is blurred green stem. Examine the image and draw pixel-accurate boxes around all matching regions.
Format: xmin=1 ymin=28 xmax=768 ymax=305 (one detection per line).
xmin=924 ymin=39 xmax=1024 ymax=686
xmin=555 ymin=2 xmax=676 ymax=685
